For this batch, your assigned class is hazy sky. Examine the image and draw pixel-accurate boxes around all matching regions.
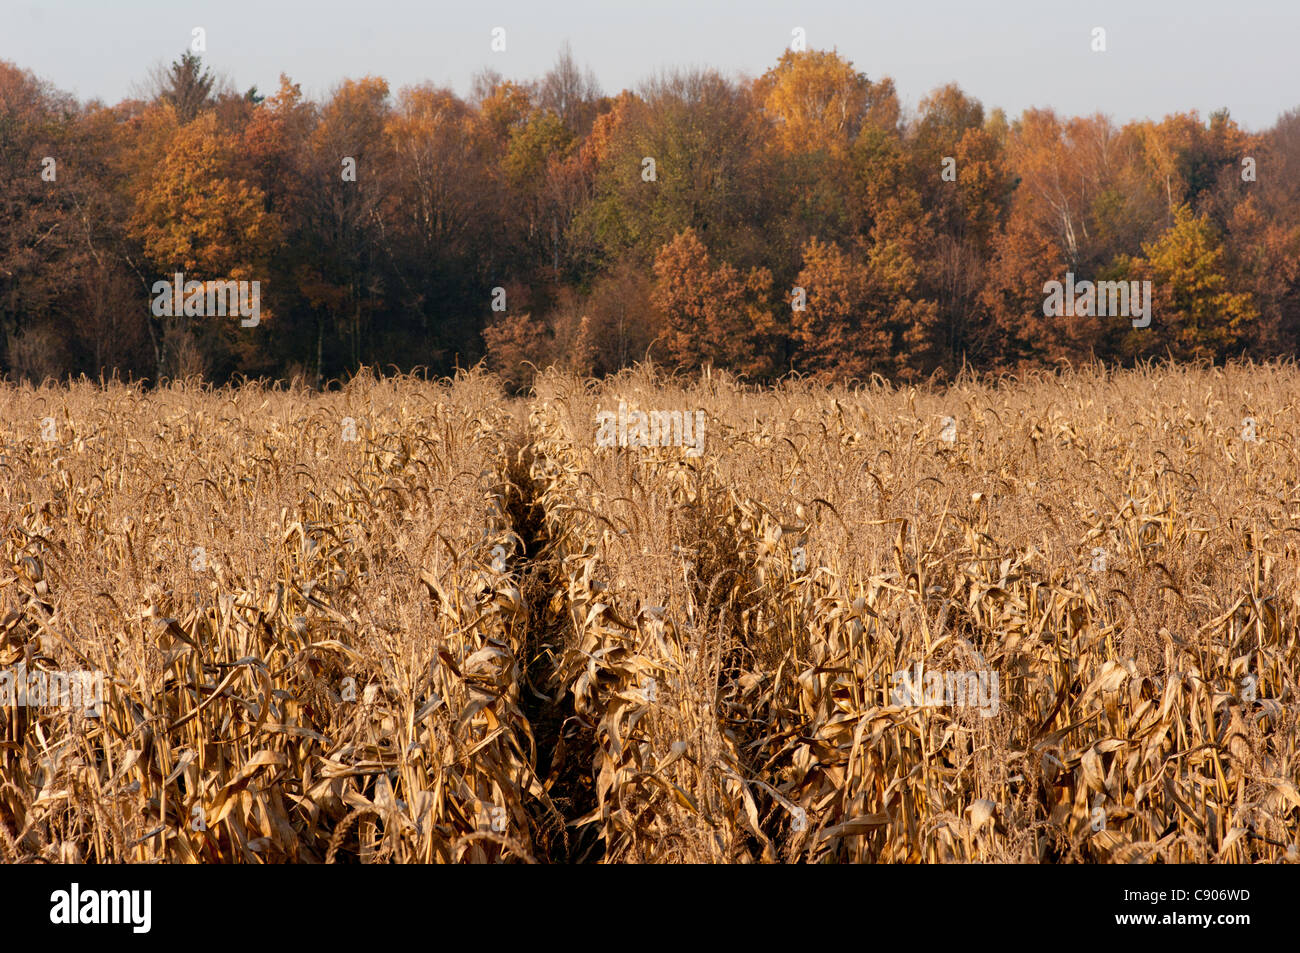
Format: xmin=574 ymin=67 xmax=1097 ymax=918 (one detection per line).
xmin=2 ymin=0 xmax=1293 ymax=130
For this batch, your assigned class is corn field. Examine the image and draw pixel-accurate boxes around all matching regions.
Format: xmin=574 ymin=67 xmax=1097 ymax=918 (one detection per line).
xmin=2 ymin=362 xmax=1298 ymax=863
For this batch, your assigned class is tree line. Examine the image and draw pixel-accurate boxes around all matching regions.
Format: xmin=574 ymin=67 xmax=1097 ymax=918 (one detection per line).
xmin=1 ymin=46 xmax=1298 ymax=387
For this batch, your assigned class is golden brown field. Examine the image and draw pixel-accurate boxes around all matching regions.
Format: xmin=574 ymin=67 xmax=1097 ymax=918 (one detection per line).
xmin=2 ymin=362 xmax=1298 ymax=863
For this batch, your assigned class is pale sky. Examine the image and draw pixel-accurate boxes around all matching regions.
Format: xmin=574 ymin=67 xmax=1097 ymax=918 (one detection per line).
xmin=2 ymin=0 xmax=1294 ymax=131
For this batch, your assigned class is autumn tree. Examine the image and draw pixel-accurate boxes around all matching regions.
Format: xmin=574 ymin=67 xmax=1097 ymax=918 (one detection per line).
xmin=1224 ymin=109 xmax=1300 ymax=353
xmin=755 ymin=49 xmax=873 ymax=158
xmin=974 ymin=109 xmax=1162 ymax=367
xmin=476 ymin=77 xmax=532 ymax=142
xmin=582 ymin=258 xmax=659 ymax=374
xmin=296 ymin=76 xmax=391 ymax=378
xmin=381 ymin=84 xmax=502 ymax=363
xmin=756 ymin=50 xmax=898 ymax=282
xmin=128 ymin=104 xmax=280 ymax=377
xmin=240 ymin=75 xmax=314 ymax=218
xmin=503 ymin=107 xmax=576 ymax=278
xmin=1135 ymin=204 xmax=1257 ymax=360
xmin=573 ymin=70 xmax=772 ymax=272
xmin=651 ymin=228 xmax=776 ymax=376
xmin=791 ymin=237 xmax=877 ymax=378
xmin=793 ymin=228 xmax=941 ymax=382
xmin=0 ymin=61 xmax=151 ymax=379
xmin=903 ymin=85 xmax=1015 ymax=363
xmin=482 ymin=310 xmax=553 ymax=392
xmin=975 ymin=212 xmax=1067 ymax=369
xmin=0 ymin=61 xmax=79 ymax=377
